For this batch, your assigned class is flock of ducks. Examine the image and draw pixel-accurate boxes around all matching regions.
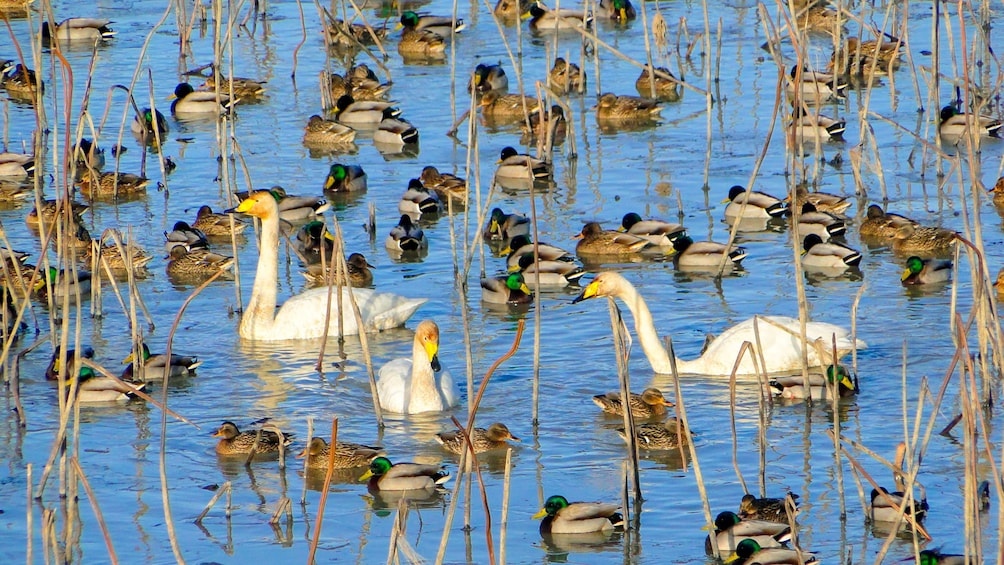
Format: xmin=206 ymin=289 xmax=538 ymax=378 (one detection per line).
xmin=0 ymin=0 xmax=999 ymax=562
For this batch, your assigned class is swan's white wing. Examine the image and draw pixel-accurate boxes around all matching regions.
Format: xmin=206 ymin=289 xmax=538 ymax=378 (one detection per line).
xmin=272 ymin=287 xmax=426 ymax=339
xmin=437 ymin=366 xmax=460 ymax=408
xmin=377 ymin=358 xmax=413 ymax=414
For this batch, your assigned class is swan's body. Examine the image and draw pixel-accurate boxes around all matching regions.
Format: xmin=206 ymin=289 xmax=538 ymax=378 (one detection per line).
xmin=376 ymin=320 xmax=459 ymax=414
xmin=573 ymin=272 xmax=864 ymax=375
xmin=232 ymin=191 xmax=425 ymax=340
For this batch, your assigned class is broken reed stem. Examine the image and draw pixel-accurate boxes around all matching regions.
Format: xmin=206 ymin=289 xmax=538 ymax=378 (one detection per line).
xmin=450 ymin=416 xmax=496 ymax=565
xmin=307 ymin=418 xmax=338 ymax=565
xmin=608 ymin=299 xmax=641 ymax=506
xmin=727 ymin=341 xmax=760 ymax=497
xmin=195 ymin=481 xmax=232 ymax=523
xmin=499 ymin=448 xmax=512 ymax=565
xmin=70 ymin=458 xmax=119 ymax=565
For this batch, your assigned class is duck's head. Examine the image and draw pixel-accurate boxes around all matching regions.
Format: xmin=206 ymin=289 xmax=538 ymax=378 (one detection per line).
xmin=572 ymin=272 xmax=625 ymax=303
xmin=497 ymin=146 xmax=519 ymax=163
xmin=901 ymin=256 xmax=925 ymax=282
xmin=723 ymin=184 xmax=746 ymax=203
xmin=416 ymin=319 xmax=441 ymax=371
xmin=619 ymin=212 xmax=642 ymax=232
xmin=487 ymin=422 xmax=519 ymax=442
xmin=597 ymin=92 xmax=617 ymax=108
xmin=297 ymin=437 xmax=328 ymax=459
xmin=640 ymin=387 xmax=673 ymax=407
xmin=325 ymin=163 xmax=349 ymax=189
xmin=505 ymin=273 xmax=531 ymax=296
xmin=347 ymin=253 xmax=374 ymax=269
xmin=710 ymin=511 xmax=741 ymax=532
xmin=611 ymin=0 xmax=630 ymax=21
xmin=672 ymin=235 xmax=695 ymax=254
xmin=989 ymin=176 xmax=1004 ymax=195
xmin=212 ymin=421 xmax=240 ymax=440
xmin=939 ymin=105 xmax=959 ymax=122
xmin=335 ymin=94 xmax=356 ymax=113
xmin=169 ymin=82 xmax=195 ymax=101
xmin=513 ymin=252 xmax=535 ymax=273
xmin=502 ymin=234 xmax=532 ymax=256
xmin=865 ymin=204 xmax=885 ymax=219
xmin=122 ymin=342 xmax=152 ymax=364
xmin=826 ymin=364 xmax=854 ymax=390
xmin=229 ymin=191 xmax=279 ymax=220
xmin=525 ymin=3 xmax=546 ymax=19
xmin=574 ymin=222 xmax=603 ymax=240
xmin=725 ymin=539 xmax=763 ymax=563
xmin=533 ymin=495 xmax=569 ymax=519
xmin=360 ymin=456 xmax=393 ymax=480
xmin=802 ymin=233 xmax=824 ymax=252
xmin=398 ymin=10 xmax=420 ymax=30
xmin=801 ymin=202 xmax=818 ymax=214
xmin=488 ymin=207 xmax=506 ymax=232
xmin=552 ymin=57 xmax=567 ymax=71
xmin=480 ymin=90 xmax=501 ymax=108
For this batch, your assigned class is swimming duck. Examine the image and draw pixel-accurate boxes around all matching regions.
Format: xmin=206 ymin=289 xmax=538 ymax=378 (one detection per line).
xmin=0 ymin=153 xmax=34 ymax=178
xmin=521 ymin=105 xmax=568 ymax=144
xmin=303 ymin=115 xmax=357 ymax=146
xmin=494 ymin=0 xmax=533 ymax=20
xmin=229 ymin=191 xmax=425 ymax=339
xmin=376 ymin=324 xmax=453 ymax=415
xmin=791 ymin=2 xmax=843 ymax=35
xmin=41 ymin=18 xmax=115 ymax=42
xmin=468 ymin=63 xmax=508 ymax=94
xmin=303 ymin=253 xmax=374 ymax=287
xmin=598 ymin=0 xmax=635 ymax=22
xmin=25 ymin=199 xmax=87 ymax=229
xmin=789 ymin=107 xmax=846 ymax=142
xmin=830 ymin=36 xmax=902 ymax=76
xmin=859 ymin=204 xmax=919 ymax=239
xmin=484 ymin=207 xmax=530 ymax=241
xmin=165 ymin=247 xmax=235 ymax=278
xmin=46 ymin=345 xmax=95 ymax=381
xmin=419 ymin=166 xmax=467 ymax=208
xmin=325 ymin=67 xmax=391 ymax=102
xmin=769 ymin=365 xmax=857 ymax=400
xmin=619 ymin=419 xmax=689 ymax=450
xmin=723 ymin=185 xmax=789 ymax=218
xmin=398 ymin=27 xmax=447 ymax=58
xmin=386 ymin=214 xmax=427 ymax=252
xmin=435 ymin=422 xmax=519 ymax=454
xmin=802 ymin=233 xmax=861 ymax=268
xmin=513 ymin=254 xmax=585 ymax=287
xmin=548 ymin=57 xmax=586 ymax=94
xmin=724 ymin=538 xmax=816 ymax=565
xmin=131 ymin=108 xmax=169 ymax=139
xmin=212 ymin=421 xmax=293 ymax=457
xmin=77 ymin=171 xmax=149 ymax=197
xmin=912 ymin=549 xmax=967 ymax=565
xmin=479 ymin=91 xmax=541 ymax=123
xmin=360 ymin=457 xmax=451 ymax=491
xmin=294 ymin=221 xmax=335 ymax=265
xmin=324 ymin=20 xmax=389 ymax=48
xmin=72 ymin=139 xmax=104 ymax=172
xmin=989 ymin=176 xmax=1004 ymax=206
xmin=202 ymin=70 xmax=266 ymax=99
xmin=792 ymin=184 xmax=851 ymax=215
xmin=938 ymin=105 xmax=1002 ymax=139
xmin=575 ymin=222 xmax=653 ymax=256
xmin=324 ymin=163 xmax=368 ymax=193
xmin=738 ymin=493 xmax=800 ymax=522
xmin=592 ymin=387 xmax=673 ymax=418
xmin=335 ymin=95 xmax=401 ymax=125
xmin=169 ymin=83 xmax=230 ymax=114
xmin=481 ymin=272 xmax=532 ymax=305
xmin=375 ymin=108 xmax=419 ymax=146
xmin=786 ymin=64 xmax=846 ymax=103
xmin=705 ymin=511 xmax=791 ymax=553
xmin=595 ymin=93 xmax=662 ymax=121
xmin=526 ymin=3 xmax=594 ymax=31
xmin=67 ymin=366 xmax=146 ymax=403
xmin=34 ymin=267 xmax=92 ymax=303
xmin=533 ymin=495 xmax=623 ymax=535
xmin=574 ymin=272 xmax=864 ymax=375
xmin=619 ymin=212 xmax=686 ymax=247
xmin=495 ymin=146 xmax=552 ymax=179
xmin=892 ymin=224 xmax=957 ymax=255
xmin=398 ymin=10 xmax=465 ymax=37
xmin=901 ymin=256 xmax=952 ymax=285
xmin=503 ymin=235 xmax=575 ymax=269
xmin=673 ymin=236 xmax=747 ymax=268
xmin=870 ymin=486 xmax=929 ymax=523
xmin=121 ymin=342 xmax=201 ymax=381
xmin=635 ymin=66 xmax=680 ymax=101
xmin=297 ymin=437 xmax=384 ymax=469
xmin=164 ymin=221 xmax=209 ymax=252
xmin=398 ymin=179 xmax=441 ymax=218
xmin=797 ymin=203 xmax=846 ymax=240
xmin=0 ymin=60 xmax=43 ymax=100
xmin=86 ymin=238 xmax=153 ymax=272
xmin=192 ymin=205 xmax=248 ymax=237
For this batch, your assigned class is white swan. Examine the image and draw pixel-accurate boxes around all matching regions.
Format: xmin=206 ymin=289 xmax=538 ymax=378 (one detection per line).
xmin=376 ymin=320 xmax=459 ymax=413
xmin=231 ymin=191 xmax=426 ymax=340
xmin=572 ymin=272 xmax=865 ymax=375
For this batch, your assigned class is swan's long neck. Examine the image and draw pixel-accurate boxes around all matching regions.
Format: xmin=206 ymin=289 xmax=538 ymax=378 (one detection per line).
xmin=614 ymin=283 xmax=699 ymax=374
xmin=241 ymin=208 xmax=280 ymax=337
xmin=408 ymin=337 xmax=441 ymax=411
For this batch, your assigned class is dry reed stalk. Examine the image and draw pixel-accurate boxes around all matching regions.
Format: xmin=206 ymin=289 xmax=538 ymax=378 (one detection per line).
xmin=435 ymin=434 xmax=470 ymax=565
xmin=385 ymin=497 xmax=411 ymax=565
xmin=665 ymin=338 xmax=714 ymax=557
xmin=269 ymin=497 xmax=292 ymax=525
xmin=291 ymin=0 xmax=308 ymax=79
xmin=727 ymin=341 xmax=760 ymax=496
xmin=307 ymin=418 xmax=339 ymax=564
xmin=69 ymin=458 xmax=119 ymax=565
xmin=195 ymin=481 xmax=233 ymax=523
xmin=449 ymin=415 xmax=496 ymax=565
xmin=608 ymin=300 xmax=641 ymax=506
xmin=499 ymin=448 xmax=512 ymax=565
xmin=26 ymin=463 xmax=33 ymax=563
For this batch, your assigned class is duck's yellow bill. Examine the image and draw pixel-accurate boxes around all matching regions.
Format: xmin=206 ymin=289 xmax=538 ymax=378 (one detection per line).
xmin=723 ymin=552 xmax=741 ymax=564
xmin=167 ymin=94 xmax=177 ymax=101
xmin=518 ymin=282 xmax=531 ymax=295
xmin=899 ymin=268 xmax=911 ymax=282
xmin=295 ymin=448 xmax=308 ymax=459
xmin=122 ymin=352 xmax=135 ymax=364
xmin=359 ymin=469 xmax=374 ymax=481
xmin=531 ymin=508 xmax=547 ymax=520
xmin=719 ymin=197 xmax=731 ymax=204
